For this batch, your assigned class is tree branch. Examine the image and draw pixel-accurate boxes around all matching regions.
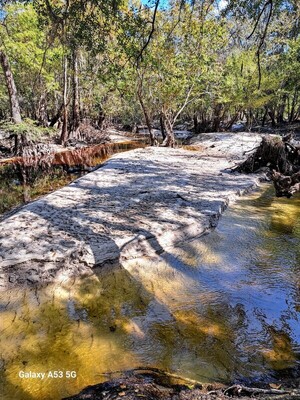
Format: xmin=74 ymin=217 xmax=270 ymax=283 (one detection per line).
xmin=245 ymin=0 xmax=273 ymax=89
xmin=172 ymin=84 xmax=194 ymax=127
xmin=247 ymin=0 xmax=271 ymax=40
xmin=44 ymin=0 xmax=62 ymax=23
xmin=136 ymin=0 xmax=160 ymax=66
xmin=257 ymin=0 xmax=273 ymax=88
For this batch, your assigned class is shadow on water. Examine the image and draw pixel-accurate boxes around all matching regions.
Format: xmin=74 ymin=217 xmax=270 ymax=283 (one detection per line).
xmin=0 ymin=161 xmax=299 ymax=399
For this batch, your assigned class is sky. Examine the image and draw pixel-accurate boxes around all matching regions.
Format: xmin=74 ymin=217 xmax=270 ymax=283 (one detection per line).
xmin=140 ymin=0 xmax=228 ymax=11
xmin=219 ymin=0 xmax=228 ymax=10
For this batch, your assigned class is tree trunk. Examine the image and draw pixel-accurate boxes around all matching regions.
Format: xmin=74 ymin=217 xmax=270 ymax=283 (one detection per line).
xmin=224 ymin=112 xmax=238 ymax=130
xmin=160 ymin=114 xmax=166 ymax=140
xmin=277 ymin=95 xmax=287 ymax=124
xmin=161 ymin=111 xmax=175 ymax=148
xmin=72 ymin=49 xmax=80 ymax=136
xmin=0 ymin=50 xmax=22 ymax=123
xmin=268 ymin=109 xmax=276 ymax=128
xmin=193 ymin=113 xmax=201 ymax=135
xmin=289 ymin=89 xmax=298 ymax=123
xmin=49 ymin=104 xmax=63 ymax=127
xmin=60 ymin=55 xmax=69 ymax=145
xmin=262 ymin=107 xmax=268 ymax=127
xmin=38 ymin=92 xmax=48 ymax=127
xmin=97 ymin=106 xmax=106 ymax=131
xmin=295 ymin=106 xmax=300 ymax=121
xmin=211 ymin=104 xmax=222 ymax=132
xmin=137 ymin=90 xmax=157 ymax=146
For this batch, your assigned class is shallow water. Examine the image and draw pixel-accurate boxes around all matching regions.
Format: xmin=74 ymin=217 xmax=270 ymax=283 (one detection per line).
xmin=0 ymin=186 xmax=299 ymax=399
xmin=0 ymin=141 xmax=143 ymax=216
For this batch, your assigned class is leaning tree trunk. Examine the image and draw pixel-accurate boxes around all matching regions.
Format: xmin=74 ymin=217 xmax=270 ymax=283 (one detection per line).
xmin=268 ymin=109 xmax=276 ymax=128
xmin=0 ymin=50 xmax=22 ymax=123
xmin=262 ymin=107 xmax=268 ymax=127
xmin=49 ymin=103 xmax=63 ymax=127
xmin=60 ymin=55 xmax=69 ymax=145
xmin=161 ymin=111 xmax=175 ymax=148
xmin=224 ymin=109 xmax=240 ymax=130
xmin=137 ymin=90 xmax=157 ymax=146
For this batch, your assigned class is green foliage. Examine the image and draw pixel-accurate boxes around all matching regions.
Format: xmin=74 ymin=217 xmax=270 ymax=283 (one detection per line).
xmin=0 ymin=2 xmax=63 ymax=120
xmin=0 ymin=119 xmax=57 ymax=141
xmin=0 ymin=0 xmax=299 ymax=133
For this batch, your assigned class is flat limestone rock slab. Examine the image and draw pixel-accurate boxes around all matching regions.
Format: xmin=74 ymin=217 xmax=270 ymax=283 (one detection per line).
xmin=0 ymin=133 xmax=263 ymax=287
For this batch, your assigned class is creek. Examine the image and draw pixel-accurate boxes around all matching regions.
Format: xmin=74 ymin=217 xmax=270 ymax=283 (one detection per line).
xmin=0 ymin=140 xmax=144 ymax=216
xmin=0 ymin=185 xmax=299 ymax=399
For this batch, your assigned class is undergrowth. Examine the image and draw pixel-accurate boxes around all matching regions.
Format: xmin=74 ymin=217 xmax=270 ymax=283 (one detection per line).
xmin=0 ymin=119 xmax=57 ymax=142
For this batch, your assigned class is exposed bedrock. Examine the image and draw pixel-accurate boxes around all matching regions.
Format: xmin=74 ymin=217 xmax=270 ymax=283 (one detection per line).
xmin=0 ymin=133 xmax=263 ymax=287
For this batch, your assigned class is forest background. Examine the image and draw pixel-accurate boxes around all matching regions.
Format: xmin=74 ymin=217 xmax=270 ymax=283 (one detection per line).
xmin=0 ymin=0 xmax=299 ymax=148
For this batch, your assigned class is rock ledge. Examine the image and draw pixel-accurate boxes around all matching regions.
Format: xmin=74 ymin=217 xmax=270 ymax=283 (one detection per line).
xmin=0 ymin=133 xmax=263 ymax=287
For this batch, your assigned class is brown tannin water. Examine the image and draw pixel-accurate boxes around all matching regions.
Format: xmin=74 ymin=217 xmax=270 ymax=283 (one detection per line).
xmin=0 ymin=141 xmax=143 ymax=216
xmin=0 ymin=186 xmax=299 ymax=399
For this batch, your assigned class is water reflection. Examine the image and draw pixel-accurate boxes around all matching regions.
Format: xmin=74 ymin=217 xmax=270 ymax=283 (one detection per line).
xmin=0 ymin=141 xmax=143 ymax=216
xmin=0 ymin=186 xmax=299 ymax=399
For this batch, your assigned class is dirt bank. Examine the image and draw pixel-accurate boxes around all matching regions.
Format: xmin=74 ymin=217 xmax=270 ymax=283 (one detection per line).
xmin=63 ymin=368 xmax=300 ymax=400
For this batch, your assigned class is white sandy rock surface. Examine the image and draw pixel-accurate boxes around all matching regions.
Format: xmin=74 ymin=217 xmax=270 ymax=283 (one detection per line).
xmin=0 ymin=132 xmax=263 ymax=287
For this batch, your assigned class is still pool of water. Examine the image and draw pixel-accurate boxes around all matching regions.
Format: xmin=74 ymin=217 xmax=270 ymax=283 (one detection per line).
xmin=0 ymin=141 xmax=144 ymax=216
xmin=0 ymin=186 xmax=299 ymax=399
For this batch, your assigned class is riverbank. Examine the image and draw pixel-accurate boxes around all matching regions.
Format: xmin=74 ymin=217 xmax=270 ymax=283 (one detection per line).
xmin=0 ymin=127 xmax=144 ymax=166
xmin=0 ymin=139 xmax=144 ymax=216
xmin=63 ymin=369 xmax=300 ymax=400
xmin=0 ymin=132 xmax=263 ymax=288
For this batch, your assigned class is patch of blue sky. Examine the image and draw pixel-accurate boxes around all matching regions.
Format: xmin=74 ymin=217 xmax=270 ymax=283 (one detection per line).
xmin=140 ymin=0 xmax=228 ymax=10
xmin=140 ymin=0 xmax=169 ymax=8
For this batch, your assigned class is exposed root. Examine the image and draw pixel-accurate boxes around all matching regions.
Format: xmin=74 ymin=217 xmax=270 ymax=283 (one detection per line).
xmin=237 ymin=135 xmax=300 ymax=197
xmin=67 ymin=122 xmax=110 ymax=145
xmin=62 ymin=371 xmax=299 ymax=400
xmin=272 ymin=170 xmax=300 ymax=198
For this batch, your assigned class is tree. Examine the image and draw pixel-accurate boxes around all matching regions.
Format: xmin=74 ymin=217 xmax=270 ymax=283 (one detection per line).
xmin=0 ymin=0 xmax=299 ymax=139
xmin=33 ymin=0 xmax=124 ymax=144
xmin=0 ymin=2 xmax=62 ymax=125
xmin=0 ymin=49 xmax=22 ymax=123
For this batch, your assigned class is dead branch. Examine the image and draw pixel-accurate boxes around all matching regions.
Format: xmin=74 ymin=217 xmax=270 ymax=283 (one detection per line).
xmin=224 ymin=384 xmax=290 ymax=397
